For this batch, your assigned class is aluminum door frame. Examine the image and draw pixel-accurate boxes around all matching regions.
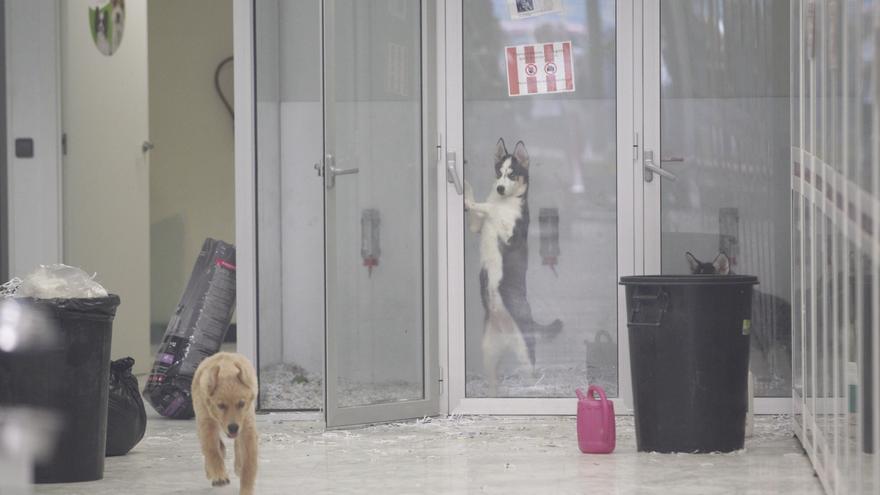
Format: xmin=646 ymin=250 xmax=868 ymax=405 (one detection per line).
xmin=323 ymin=0 xmax=441 ymax=428
xmin=441 ymin=0 xmax=639 ymax=415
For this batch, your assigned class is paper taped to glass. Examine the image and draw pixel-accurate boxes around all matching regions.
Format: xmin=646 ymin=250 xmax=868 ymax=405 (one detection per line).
xmin=505 ymin=41 xmax=575 ymax=97
xmin=508 ymin=0 xmax=563 ymax=20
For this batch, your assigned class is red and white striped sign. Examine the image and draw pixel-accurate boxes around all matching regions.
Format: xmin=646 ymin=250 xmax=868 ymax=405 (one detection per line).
xmin=505 ymin=41 xmax=575 ymax=97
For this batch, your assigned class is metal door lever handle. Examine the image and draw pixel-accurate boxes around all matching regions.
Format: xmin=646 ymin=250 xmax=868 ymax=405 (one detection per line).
xmin=324 ymin=154 xmax=358 ymax=189
xmin=446 ymin=151 xmax=463 ymax=195
xmin=643 ymin=150 xmax=677 ymax=182
xmin=660 ymin=156 xmax=685 ymax=163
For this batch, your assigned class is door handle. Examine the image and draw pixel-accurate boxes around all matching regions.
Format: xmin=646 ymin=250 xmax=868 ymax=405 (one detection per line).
xmin=324 ymin=154 xmax=359 ymax=189
xmin=446 ymin=151 xmax=463 ymax=195
xmin=643 ymin=150 xmax=677 ymax=183
xmin=660 ymin=156 xmax=684 ymax=163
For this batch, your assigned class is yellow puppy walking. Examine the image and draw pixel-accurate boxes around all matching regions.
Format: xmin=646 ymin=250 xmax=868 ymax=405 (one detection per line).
xmin=192 ymin=352 xmax=259 ymax=495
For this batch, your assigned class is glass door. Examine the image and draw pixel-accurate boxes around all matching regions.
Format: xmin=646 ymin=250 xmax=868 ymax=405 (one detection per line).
xmin=322 ymin=0 xmax=439 ymax=428
xmin=445 ymin=0 xmax=636 ymax=414
xmin=643 ymin=0 xmax=793 ymax=412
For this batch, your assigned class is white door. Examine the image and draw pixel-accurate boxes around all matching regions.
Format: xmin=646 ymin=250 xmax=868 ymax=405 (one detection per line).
xmin=444 ymin=0 xmax=636 ymax=414
xmin=322 ymin=0 xmax=440 ymax=428
xmin=642 ymin=0 xmax=792 ymax=413
xmin=60 ymin=0 xmax=151 ymax=371
xmin=249 ymin=0 xmax=440 ymax=425
xmin=5 ymin=0 xmax=63 ymax=278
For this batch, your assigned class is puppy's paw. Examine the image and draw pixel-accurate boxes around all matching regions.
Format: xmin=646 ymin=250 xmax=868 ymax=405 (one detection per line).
xmin=211 ymin=477 xmax=230 ymax=487
xmin=206 ymin=462 xmax=230 ymax=487
xmin=206 ymin=461 xmax=229 ymax=486
xmin=464 ymin=180 xmax=474 ymax=201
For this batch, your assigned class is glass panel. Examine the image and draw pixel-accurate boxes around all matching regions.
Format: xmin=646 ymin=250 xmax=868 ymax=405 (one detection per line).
xmin=858 ymin=253 xmax=874 ymax=489
xmin=659 ymin=1 xmax=792 ymax=397
xmin=834 ymin=224 xmax=847 ymax=478
xmin=826 ymin=0 xmax=845 ymax=465
xmin=462 ymin=1 xmax=617 ymax=398
xmin=856 ymin=1 xmax=877 ymax=490
xmin=327 ymin=0 xmax=425 ymax=408
xmin=255 ymin=0 xmax=325 ymax=410
xmin=862 ymin=2 xmax=876 ymax=487
xmin=790 ymin=0 xmax=800 ymax=150
xmin=816 ymin=211 xmax=828 ymax=439
xmin=802 ymin=0 xmax=811 ymax=154
xmin=814 ymin=0 xmax=824 ymax=162
xmin=860 ymin=0 xmax=875 ymax=195
xmin=846 ymin=240 xmax=859 ymax=492
xmin=792 ymin=190 xmax=803 ymax=416
xmin=804 ymin=197 xmax=813 ymax=447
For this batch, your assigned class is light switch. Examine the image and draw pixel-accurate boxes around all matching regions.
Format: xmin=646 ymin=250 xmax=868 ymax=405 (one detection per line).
xmin=15 ymin=138 xmax=34 ymax=158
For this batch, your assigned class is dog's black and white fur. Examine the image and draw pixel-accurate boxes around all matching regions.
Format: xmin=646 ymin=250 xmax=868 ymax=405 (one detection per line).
xmin=465 ymin=139 xmax=563 ymax=393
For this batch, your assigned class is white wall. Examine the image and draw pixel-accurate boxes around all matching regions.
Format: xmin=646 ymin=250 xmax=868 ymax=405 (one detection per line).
xmin=148 ymin=0 xmax=235 ymax=333
xmin=61 ymin=0 xmax=151 ymax=370
xmin=5 ymin=0 xmax=62 ymax=278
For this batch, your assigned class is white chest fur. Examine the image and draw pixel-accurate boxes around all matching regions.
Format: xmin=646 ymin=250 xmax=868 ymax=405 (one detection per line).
xmin=475 ymin=194 xmax=522 ymax=310
xmin=478 ymin=195 xmax=522 ymax=251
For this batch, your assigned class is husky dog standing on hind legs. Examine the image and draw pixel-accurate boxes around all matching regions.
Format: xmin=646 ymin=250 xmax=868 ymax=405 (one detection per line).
xmin=465 ymin=138 xmax=563 ymax=395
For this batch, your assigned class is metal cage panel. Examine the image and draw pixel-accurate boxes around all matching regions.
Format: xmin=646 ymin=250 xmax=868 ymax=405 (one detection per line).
xmin=791 ymin=1 xmax=880 ymax=493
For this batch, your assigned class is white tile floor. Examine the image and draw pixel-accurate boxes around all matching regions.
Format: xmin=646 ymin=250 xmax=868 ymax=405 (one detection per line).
xmin=32 ymin=411 xmax=822 ymax=495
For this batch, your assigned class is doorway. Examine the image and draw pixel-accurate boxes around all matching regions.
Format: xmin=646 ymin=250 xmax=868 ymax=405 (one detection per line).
xmin=253 ymin=0 xmax=439 ymax=428
xmin=443 ymin=0 xmax=631 ymax=414
xmin=59 ymin=0 xmax=236 ymax=373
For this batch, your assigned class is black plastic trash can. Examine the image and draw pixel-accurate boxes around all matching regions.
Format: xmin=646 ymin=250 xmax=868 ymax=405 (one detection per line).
xmin=0 ymin=295 xmax=120 ymax=483
xmin=620 ymin=275 xmax=757 ymax=453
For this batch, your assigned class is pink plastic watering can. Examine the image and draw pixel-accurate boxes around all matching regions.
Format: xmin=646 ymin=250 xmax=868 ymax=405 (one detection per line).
xmin=576 ymin=385 xmax=615 ymax=454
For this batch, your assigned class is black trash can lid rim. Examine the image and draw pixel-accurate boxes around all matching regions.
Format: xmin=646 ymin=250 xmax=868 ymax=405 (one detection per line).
xmin=620 ymin=275 xmax=758 ymax=286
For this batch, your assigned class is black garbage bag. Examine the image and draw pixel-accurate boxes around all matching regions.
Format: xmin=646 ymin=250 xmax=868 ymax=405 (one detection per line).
xmin=143 ymin=238 xmax=236 ymax=419
xmin=106 ymin=357 xmax=146 ymax=456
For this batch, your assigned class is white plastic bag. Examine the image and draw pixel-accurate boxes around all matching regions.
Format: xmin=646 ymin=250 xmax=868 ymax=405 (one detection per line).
xmin=0 ymin=278 xmax=21 ymax=299
xmin=14 ymin=264 xmax=108 ymax=299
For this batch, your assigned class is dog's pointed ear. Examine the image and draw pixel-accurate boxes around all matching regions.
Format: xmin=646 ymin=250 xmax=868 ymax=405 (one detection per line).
xmin=205 ymin=364 xmax=221 ymax=396
xmin=685 ymin=252 xmax=700 ymax=274
xmin=495 ymin=138 xmax=508 ymax=161
xmin=513 ymin=141 xmax=529 ymax=168
xmin=712 ymin=253 xmax=731 ymax=275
